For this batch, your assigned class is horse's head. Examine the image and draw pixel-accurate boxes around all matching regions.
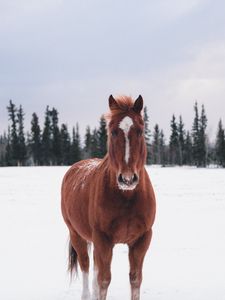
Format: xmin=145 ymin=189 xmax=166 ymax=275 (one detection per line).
xmin=106 ymin=95 xmax=146 ymax=191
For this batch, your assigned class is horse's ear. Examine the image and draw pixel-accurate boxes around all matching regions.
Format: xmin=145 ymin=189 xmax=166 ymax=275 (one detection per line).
xmin=133 ymin=95 xmax=143 ymax=113
xmin=109 ymin=95 xmax=119 ymax=110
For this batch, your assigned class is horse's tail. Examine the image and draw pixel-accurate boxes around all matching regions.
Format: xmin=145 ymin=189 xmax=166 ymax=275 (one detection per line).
xmin=68 ymin=240 xmax=78 ymax=278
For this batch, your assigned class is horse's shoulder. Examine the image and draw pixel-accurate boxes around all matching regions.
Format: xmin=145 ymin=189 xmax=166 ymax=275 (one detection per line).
xmin=62 ymin=161 xmax=81 ymax=184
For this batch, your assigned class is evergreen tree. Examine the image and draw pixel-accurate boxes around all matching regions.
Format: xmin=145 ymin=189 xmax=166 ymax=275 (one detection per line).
xmin=0 ymin=135 xmax=3 ymax=166
xmin=192 ymin=102 xmax=200 ymax=166
xmin=199 ymin=104 xmax=208 ymax=167
xmin=84 ymin=126 xmax=92 ymax=158
xmin=60 ymin=123 xmax=71 ymax=165
xmin=5 ymin=127 xmax=12 ymax=166
xmin=71 ymin=123 xmax=81 ymax=163
xmin=30 ymin=113 xmax=42 ymax=165
xmin=159 ymin=129 xmax=166 ymax=166
xmin=0 ymin=145 xmax=4 ymax=166
xmin=0 ymin=132 xmax=7 ymax=166
xmin=90 ymin=128 xmax=100 ymax=158
xmin=98 ymin=116 xmax=107 ymax=158
xmin=152 ymin=124 xmax=160 ymax=164
xmin=192 ymin=102 xmax=201 ymax=166
xmin=205 ymin=135 xmax=211 ymax=165
xmin=169 ymin=114 xmax=179 ymax=165
xmin=42 ymin=106 xmax=52 ymax=165
xmin=215 ymin=119 xmax=225 ymax=167
xmin=178 ymin=116 xmax=185 ymax=165
xmin=144 ymin=106 xmax=151 ymax=164
xmin=7 ymin=100 xmax=19 ymax=165
xmin=192 ymin=102 xmax=208 ymax=167
xmin=17 ymin=105 xmax=26 ymax=165
xmin=51 ymin=108 xmax=61 ymax=165
xmin=183 ymin=131 xmax=193 ymax=165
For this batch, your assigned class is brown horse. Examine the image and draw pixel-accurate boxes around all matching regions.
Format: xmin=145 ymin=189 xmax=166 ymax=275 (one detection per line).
xmin=61 ymin=95 xmax=156 ymax=300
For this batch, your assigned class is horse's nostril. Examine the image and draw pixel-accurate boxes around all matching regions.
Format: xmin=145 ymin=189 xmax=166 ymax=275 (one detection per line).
xmin=118 ymin=174 xmax=123 ymax=183
xmin=133 ymin=173 xmax=139 ymax=183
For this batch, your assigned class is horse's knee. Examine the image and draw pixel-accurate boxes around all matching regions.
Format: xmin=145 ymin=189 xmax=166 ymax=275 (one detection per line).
xmin=100 ymin=280 xmax=111 ymax=289
xmin=98 ymin=273 xmax=111 ymax=290
xmin=129 ymin=272 xmax=141 ymax=288
xmin=99 ymin=279 xmax=111 ymax=290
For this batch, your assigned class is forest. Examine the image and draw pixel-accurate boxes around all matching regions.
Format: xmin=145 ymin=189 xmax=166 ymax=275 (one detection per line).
xmin=0 ymin=100 xmax=225 ymax=167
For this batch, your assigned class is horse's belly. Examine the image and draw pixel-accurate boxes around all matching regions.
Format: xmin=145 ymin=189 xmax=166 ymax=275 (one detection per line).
xmin=110 ymin=218 xmax=146 ymax=244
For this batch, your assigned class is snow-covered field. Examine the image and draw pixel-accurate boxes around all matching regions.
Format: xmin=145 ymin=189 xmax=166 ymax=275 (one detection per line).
xmin=0 ymin=166 xmax=225 ymax=300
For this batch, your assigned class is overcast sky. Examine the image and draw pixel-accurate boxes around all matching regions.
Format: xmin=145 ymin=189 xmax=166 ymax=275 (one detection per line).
xmin=0 ymin=0 xmax=225 ymax=141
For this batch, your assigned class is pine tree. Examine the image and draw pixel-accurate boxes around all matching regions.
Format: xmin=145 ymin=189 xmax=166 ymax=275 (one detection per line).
xmin=90 ymin=128 xmax=100 ymax=158
xmin=42 ymin=106 xmax=52 ymax=165
xmin=215 ymin=119 xmax=225 ymax=167
xmin=192 ymin=102 xmax=208 ymax=167
xmin=71 ymin=123 xmax=81 ymax=163
xmin=192 ymin=102 xmax=200 ymax=166
xmin=98 ymin=116 xmax=107 ymax=158
xmin=183 ymin=131 xmax=193 ymax=165
xmin=178 ymin=116 xmax=185 ymax=166
xmin=5 ymin=127 xmax=12 ymax=166
xmin=169 ymin=114 xmax=179 ymax=165
xmin=17 ymin=105 xmax=26 ymax=165
xmin=159 ymin=129 xmax=166 ymax=166
xmin=199 ymin=104 xmax=208 ymax=167
xmin=60 ymin=123 xmax=71 ymax=165
xmin=144 ymin=106 xmax=151 ymax=164
xmin=0 ymin=145 xmax=4 ymax=166
xmin=51 ymin=108 xmax=61 ymax=165
xmin=7 ymin=100 xmax=19 ymax=165
xmin=84 ymin=126 xmax=92 ymax=158
xmin=152 ymin=124 xmax=160 ymax=164
xmin=0 ymin=132 xmax=7 ymax=166
xmin=30 ymin=113 xmax=42 ymax=165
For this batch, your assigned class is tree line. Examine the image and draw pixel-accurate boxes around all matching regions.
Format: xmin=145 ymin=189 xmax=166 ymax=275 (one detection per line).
xmin=0 ymin=100 xmax=107 ymax=166
xmin=0 ymin=100 xmax=225 ymax=167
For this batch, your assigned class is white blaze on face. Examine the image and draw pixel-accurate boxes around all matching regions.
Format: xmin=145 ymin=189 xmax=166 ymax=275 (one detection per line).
xmin=119 ymin=116 xmax=133 ymax=164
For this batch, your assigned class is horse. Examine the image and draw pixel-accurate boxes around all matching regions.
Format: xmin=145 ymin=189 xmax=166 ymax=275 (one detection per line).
xmin=61 ymin=95 xmax=156 ymax=300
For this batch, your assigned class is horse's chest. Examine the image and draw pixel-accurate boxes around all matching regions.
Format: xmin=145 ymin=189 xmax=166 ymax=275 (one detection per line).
xmin=109 ymin=215 xmax=146 ymax=244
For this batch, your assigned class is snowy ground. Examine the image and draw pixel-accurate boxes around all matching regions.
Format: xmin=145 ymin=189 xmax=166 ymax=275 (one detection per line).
xmin=0 ymin=166 xmax=225 ymax=300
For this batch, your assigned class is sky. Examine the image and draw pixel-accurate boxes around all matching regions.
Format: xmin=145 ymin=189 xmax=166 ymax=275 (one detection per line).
xmin=0 ymin=0 xmax=225 ymax=142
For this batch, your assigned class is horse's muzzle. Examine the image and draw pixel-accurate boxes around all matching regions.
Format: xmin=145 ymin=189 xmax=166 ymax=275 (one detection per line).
xmin=117 ymin=173 xmax=139 ymax=190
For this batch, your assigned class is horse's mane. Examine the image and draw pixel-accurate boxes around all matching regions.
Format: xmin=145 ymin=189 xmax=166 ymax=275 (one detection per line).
xmin=105 ymin=95 xmax=134 ymax=121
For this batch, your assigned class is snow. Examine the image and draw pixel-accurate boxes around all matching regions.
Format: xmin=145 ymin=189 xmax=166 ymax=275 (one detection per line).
xmin=76 ymin=159 xmax=101 ymax=190
xmin=0 ymin=166 xmax=225 ymax=300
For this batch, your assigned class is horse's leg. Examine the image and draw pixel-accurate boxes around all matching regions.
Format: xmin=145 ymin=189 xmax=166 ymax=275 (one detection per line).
xmin=92 ymin=254 xmax=99 ymax=300
xmin=92 ymin=230 xmax=113 ymax=300
xmin=70 ymin=231 xmax=91 ymax=300
xmin=128 ymin=230 xmax=152 ymax=300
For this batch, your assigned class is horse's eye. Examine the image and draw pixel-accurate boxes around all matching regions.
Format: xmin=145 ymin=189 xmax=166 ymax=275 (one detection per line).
xmin=137 ymin=129 xmax=143 ymax=137
xmin=111 ymin=130 xmax=118 ymax=137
